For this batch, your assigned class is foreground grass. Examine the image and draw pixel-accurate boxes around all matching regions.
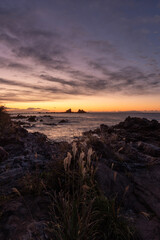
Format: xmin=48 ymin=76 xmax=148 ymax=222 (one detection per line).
xmin=21 ymin=144 xmax=135 ymax=239
xmin=45 ymin=144 xmax=135 ymax=240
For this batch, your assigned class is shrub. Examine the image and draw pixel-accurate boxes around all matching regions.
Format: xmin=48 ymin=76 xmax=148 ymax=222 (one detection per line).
xmin=48 ymin=143 xmax=136 ymax=240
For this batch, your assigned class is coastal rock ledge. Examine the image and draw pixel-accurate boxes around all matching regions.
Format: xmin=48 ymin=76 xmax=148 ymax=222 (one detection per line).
xmin=82 ymin=116 xmax=160 ymax=240
xmin=0 ymin=116 xmax=159 ymax=240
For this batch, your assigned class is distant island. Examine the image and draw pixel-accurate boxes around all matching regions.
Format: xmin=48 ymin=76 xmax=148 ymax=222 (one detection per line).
xmin=65 ymin=108 xmax=86 ymax=113
xmin=65 ymin=108 xmax=72 ymax=113
xmin=77 ymin=109 xmax=86 ymax=113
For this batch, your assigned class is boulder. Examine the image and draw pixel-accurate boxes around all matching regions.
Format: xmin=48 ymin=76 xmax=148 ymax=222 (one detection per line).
xmin=28 ymin=116 xmax=36 ymax=122
xmin=59 ymin=119 xmax=69 ymax=124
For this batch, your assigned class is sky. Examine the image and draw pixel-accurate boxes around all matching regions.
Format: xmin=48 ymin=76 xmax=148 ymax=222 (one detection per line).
xmin=0 ymin=0 xmax=160 ymax=112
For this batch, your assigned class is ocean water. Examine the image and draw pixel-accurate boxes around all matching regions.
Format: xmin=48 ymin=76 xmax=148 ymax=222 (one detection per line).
xmin=11 ymin=112 xmax=160 ymax=142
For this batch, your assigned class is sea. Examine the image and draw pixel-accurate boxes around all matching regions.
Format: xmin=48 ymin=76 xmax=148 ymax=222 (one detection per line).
xmin=10 ymin=112 xmax=160 ymax=142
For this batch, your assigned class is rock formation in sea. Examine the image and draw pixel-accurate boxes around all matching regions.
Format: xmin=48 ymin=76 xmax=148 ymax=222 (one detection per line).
xmin=77 ymin=109 xmax=86 ymax=113
xmin=65 ymin=108 xmax=72 ymax=113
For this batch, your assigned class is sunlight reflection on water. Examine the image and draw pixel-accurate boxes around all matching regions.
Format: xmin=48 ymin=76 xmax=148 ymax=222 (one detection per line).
xmin=11 ymin=112 xmax=160 ymax=142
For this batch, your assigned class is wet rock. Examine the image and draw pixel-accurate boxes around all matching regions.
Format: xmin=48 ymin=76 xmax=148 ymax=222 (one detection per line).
xmin=28 ymin=116 xmax=36 ymax=122
xmin=100 ymin=124 xmax=109 ymax=132
xmin=43 ymin=123 xmax=57 ymax=126
xmin=12 ymin=114 xmax=27 ymax=119
xmin=116 ymin=116 xmax=160 ymax=131
xmin=59 ymin=119 xmax=69 ymax=124
xmin=42 ymin=115 xmax=53 ymax=119
xmin=23 ymin=123 xmax=31 ymax=128
xmin=137 ymin=142 xmax=160 ymax=157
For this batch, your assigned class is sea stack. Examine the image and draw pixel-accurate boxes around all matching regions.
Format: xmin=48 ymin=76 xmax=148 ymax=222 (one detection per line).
xmin=65 ymin=108 xmax=72 ymax=113
xmin=77 ymin=109 xmax=86 ymax=113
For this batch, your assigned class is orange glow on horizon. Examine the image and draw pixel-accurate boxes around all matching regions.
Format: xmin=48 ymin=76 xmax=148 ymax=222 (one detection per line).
xmin=3 ymin=94 xmax=160 ymax=112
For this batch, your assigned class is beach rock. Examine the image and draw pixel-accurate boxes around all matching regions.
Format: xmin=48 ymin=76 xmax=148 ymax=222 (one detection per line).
xmin=43 ymin=123 xmax=57 ymax=126
xmin=28 ymin=116 xmax=36 ymax=122
xmin=59 ymin=119 xmax=69 ymax=124
xmin=13 ymin=114 xmax=27 ymax=119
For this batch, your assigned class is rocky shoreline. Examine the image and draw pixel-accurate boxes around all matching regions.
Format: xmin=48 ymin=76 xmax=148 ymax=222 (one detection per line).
xmin=0 ymin=120 xmax=70 ymax=240
xmin=81 ymin=116 xmax=160 ymax=240
xmin=0 ymin=116 xmax=160 ymax=239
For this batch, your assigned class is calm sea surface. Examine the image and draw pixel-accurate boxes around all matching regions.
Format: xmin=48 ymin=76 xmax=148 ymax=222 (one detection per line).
xmin=11 ymin=112 xmax=160 ymax=142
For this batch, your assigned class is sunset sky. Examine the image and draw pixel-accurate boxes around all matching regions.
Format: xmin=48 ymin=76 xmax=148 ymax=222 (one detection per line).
xmin=0 ymin=0 xmax=160 ymax=112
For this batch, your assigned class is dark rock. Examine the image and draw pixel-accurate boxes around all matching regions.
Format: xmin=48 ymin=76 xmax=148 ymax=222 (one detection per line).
xmin=0 ymin=146 xmax=8 ymax=161
xmin=43 ymin=123 xmax=57 ymax=126
xmin=59 ymin=119 xmax=69 ymax=124
xmin=65 ymin=108 xmax=72 ymax=113
xmin=116 ymin=116 xmax=160 ymax=131
xmin=42 ymin=115 xmax=54 ymax=119
xmin=77 ymin=109 xmax=86 ymax=113
xmin=82 ymin=117 xmax=160 ymax=240
xmin=137 ymin=141 xmax=160 ymax=157
xmin=0 ymin=116 xmax=70 ymax=240
xmin=28 ymin=116 xmax=36 ymax=122
xmin=23 ymin=123 xmax=31 ymax=128
xmin=12 ymin=114 xmax=27 ymax=119
xmin=100 ymin=124 xmax=109 ymax=132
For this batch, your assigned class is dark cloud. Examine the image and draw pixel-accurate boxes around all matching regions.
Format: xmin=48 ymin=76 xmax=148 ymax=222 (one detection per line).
xmin=0 ymin=3 xmax=70 ymax=71
xmin=40 ymin=74 xmax=78 ymax=87
xmin=40 ymin=73 xmax=108 ymax=92
xmin=88 ymin=61 xmax=160 ymax=94
xmin=0 ymin=56 xmax=32 ymax=71
xmin=13 ymin=46 xmax=68 ymax=70
xmin=0 ymin=0 xmax=160 ymax=104
xmin=8 ymin=63 xmax=32 ymax=71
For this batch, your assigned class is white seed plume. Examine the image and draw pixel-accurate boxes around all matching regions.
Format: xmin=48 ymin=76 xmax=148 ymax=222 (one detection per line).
xmin=87 ymin=148 xmax=93 ymax=166
xmin=64 ymin=152 xmax=72 ymax=171
xmin=79 ymin=151 xmax=85 ymax=163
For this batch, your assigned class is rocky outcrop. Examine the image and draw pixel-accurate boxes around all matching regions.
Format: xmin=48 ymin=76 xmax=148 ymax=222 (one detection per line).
xmin=12 ymin=114 xmax=27 ymax=119
xmin=59 ymin=119 xmax=69 ymax=124
xmin=77 ymin=109 xmax=86 ymax=113
xmin=0 ymin=116 xmax=160 ymax=240
xmin=81 ymin=117 xmax=160 ymax=240
xmin=0 ymin=122 xmax=70 ymax=240
xmin=28 ymin=116 xmax=36 ymax=122
xmin=65 ymin=108 xmax=72 ymax=113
